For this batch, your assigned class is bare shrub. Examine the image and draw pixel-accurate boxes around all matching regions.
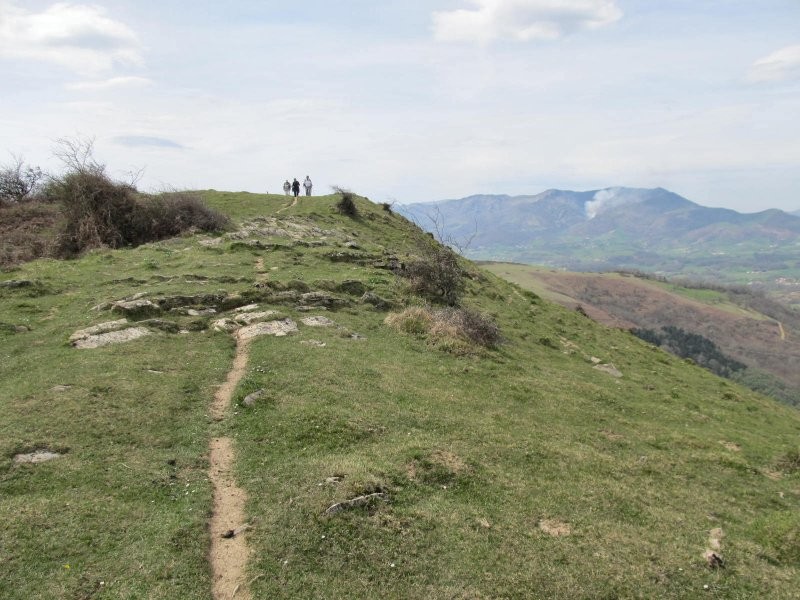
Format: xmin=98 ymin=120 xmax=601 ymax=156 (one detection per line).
xmin=46 ymin=147 xmax=227 ymax=256
xmin=435 ymin=306 xmax=502 ymax=348
xmin=0 ymin=155 xmax=45 ymax=205
xmin=333 ymin=186 xmax=358 ymax=217
xmin=380 ymin=201 xmax=393 ymax=213
xmin=48 ymin=169 xmax=139 ymax=255
xmin=404 ymin=238 xmax=465 ymax=306
xmin=0 ymin=201 xmax=61 ymax=267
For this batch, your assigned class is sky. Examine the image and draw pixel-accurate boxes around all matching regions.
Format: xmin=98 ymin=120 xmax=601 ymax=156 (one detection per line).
xmin=0 ymin=0 xmax=798 ymax=212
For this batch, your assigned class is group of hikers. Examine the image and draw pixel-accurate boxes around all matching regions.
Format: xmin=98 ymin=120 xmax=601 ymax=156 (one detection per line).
xmin=283 ymin=176 xmax=313 ymax=198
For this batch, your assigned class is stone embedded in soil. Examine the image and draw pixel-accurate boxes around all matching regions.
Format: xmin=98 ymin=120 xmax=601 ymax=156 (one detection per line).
xmin=212 ymin=318 xmax=238 ymax=333
xmin=72 ymin=327 xmax=151 ymax=349
xmin=234 ymin=304 xmax=260 ymax=313
xmin=234 ymin=311 xmax=279 ymax=325
xmin=51 ymin=385 xmax=72 ymax=392
xmin=187 ymin=308 xmax=218 ymax=316
xmin=238 ymin=318 xmax=298 ymax=340
xmin=361 ymin=291 xmax=391 ymax=310
xmin=301 ymin=339 xmax=327 ymax=348
xmin=301 ymin=316 xmax=336 ymax=327
xmin=69 ymin=319 xmax=129 ymax=342
xmin=112 ymin=299 xmax=161 ymax=318
xmin=13 ymin=450 xmax=62 ymax=464
xmin=594 ymin=363 xmax=623 ymax=378
xmin=241 ymin=389 xmax=266 ymax=407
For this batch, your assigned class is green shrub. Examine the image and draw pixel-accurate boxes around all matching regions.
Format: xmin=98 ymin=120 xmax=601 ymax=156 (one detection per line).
xmin=333 ymin=187 xmax=358 ymax=217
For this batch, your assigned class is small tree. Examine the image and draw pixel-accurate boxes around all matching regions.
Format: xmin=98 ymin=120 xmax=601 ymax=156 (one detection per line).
xmin=0 ymin=155 xmax=44 ymax=204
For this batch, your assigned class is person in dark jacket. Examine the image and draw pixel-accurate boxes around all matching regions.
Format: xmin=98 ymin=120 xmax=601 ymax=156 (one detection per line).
xmin=291 ymin=178 xmax=300 ymax=198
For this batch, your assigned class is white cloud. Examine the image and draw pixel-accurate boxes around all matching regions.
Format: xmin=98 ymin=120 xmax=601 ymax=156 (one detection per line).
xmin=66 ymin=76 xmax=154 ymax=91
xmin=0 ymin=1 xmax=143 ymax=74
xmin=432 ymin=0 xmax=622 ymax=44
xmin=747 ymin=44 xmax=800 ymax=83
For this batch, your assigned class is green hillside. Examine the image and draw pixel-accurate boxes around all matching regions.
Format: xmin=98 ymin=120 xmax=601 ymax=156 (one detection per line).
xmin=1 ymin=192 xmax=799 ymax=599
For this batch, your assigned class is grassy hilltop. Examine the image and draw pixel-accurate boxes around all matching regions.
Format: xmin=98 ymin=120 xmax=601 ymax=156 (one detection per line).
xmin=1 ymin=192 xmax=799 ymax=599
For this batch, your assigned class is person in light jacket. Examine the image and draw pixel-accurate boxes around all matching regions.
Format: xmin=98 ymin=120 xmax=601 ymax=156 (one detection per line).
xmin=303 ymin=176 xmax=313 ymax=196
xmin=283 ymin=180 xmax=291 ymax=196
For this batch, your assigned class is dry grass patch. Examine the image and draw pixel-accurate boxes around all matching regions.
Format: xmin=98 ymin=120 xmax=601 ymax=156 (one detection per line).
xmin=385 ymin=306 xmax=501 ymax=353
xmin=538 ymin=519 xmax=572 ymax=537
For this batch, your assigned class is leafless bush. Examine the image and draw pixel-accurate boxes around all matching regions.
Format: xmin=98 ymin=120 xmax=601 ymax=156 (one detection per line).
xmin=46 ymin=140 xmax=227 ymax=256
xmin=0 ymin=155 xmax=44 ymax=205
xmin=403 ymin=238 xmax=465 ymax=306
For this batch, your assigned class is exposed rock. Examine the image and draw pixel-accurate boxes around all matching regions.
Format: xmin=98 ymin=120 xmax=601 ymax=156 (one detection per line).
xmin=112 ymin=299 xmax=161 ymax=318
xmin=212 ymin=318 xmax=239 ymax=333
xmin=140 ymin=319 xmax=181 ymax=334
xmin=324 ymin=492 xmax=387 ymax=516
xmin=186 ymin=308 xmax=218 ymax=316
xmin=373 ymin=257 xmax=403 ymax=271
xmin=295 ymin=305 xmax=327 ymax=312
xmin=300 ymin=292 xmax=347 ymax=308
xmin=199 ymin=237 xmax=223 ymax=247
xmin=349 ymin=333 xmax=367 ymax=341
xmin=0 ymin=279 xmax=34 ymax=288
xmin=72 ymin=327 xmax=151 ymax=349
xmin=51 ymin=385 xmax=72 ymax=393
xmin=234 ymin=304 xmax=260 ymax=313
xmin=238 ymin=318 xmax=298 ymax=340
xmin=594 ymin=363 xmax=623 ymax=378
xmin=13 ymin=450 xmax=61 ymax=464
xmin=361 ymin=291 xmax=391 ymax=310
xmin=13 ymin=325 xmax=30 ymax=333
xmin=154 ymin=293 xmax=225 ymax=311
xmin=324 ymin=251 xmax=374 ymax=264
xmin=90 ymin=302 xmax=112 ymax=311
xmin=301 ymin=339 xmax=327 ymax=348
xmin=301 ymin=316 xmax=336 ymax=327
xmin=241 ymin=389 xmax=266 ymax=407
xmin=69 ymin=319 xmax=130 ymax=342
xmin=344 ymin=241 xmax=361 ymax=249
xmin=336 ymin=280 xmax=367 ymax=296
xmin=234 ymin=311 xmax=279 ymax=325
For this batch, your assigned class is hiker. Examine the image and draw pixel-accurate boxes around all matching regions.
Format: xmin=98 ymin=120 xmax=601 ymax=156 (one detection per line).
xmin=283 ymin=180 xmax=291 ymax=196
xmin=303 ymin=175 xmax=313 ymax=196
xmin=291 ymin=178 xmax=300 ymax=198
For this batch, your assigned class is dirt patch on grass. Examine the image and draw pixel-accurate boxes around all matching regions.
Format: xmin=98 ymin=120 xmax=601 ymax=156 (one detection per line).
xmin=538 ymin=519 xmax=571 ymax=537
xmin=720 ymin=441 xmax=741 ymax=452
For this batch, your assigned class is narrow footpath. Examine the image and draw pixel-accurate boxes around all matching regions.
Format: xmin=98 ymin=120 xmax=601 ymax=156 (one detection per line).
xmin=209 ymin=334 xmax=252 ymax=599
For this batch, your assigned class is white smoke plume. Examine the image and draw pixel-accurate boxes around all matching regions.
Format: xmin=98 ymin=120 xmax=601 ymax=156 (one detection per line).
xmin=585 ymin=187 xmax=623 ymax=219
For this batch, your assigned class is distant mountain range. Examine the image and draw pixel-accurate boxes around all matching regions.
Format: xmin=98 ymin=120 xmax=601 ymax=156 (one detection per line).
xmin=398 ymin=187 xmax=800 ymax=287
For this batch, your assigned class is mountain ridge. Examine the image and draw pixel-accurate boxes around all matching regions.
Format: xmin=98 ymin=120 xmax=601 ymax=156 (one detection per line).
xmin=398 ymin=187 xmax=800 ymax=288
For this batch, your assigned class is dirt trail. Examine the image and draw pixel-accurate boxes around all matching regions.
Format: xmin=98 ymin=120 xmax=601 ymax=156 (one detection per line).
xmin=209 ymin=333 xmax=252 ymax=599
xmin=777 ymin=321 xmax=786 ymax=341
xmin=277 ymin=196 xmax=298 ymax=213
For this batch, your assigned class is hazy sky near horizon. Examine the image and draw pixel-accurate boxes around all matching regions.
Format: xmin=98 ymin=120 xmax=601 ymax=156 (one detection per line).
xmin=1 ymin=0 xmax=798 ymax=212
